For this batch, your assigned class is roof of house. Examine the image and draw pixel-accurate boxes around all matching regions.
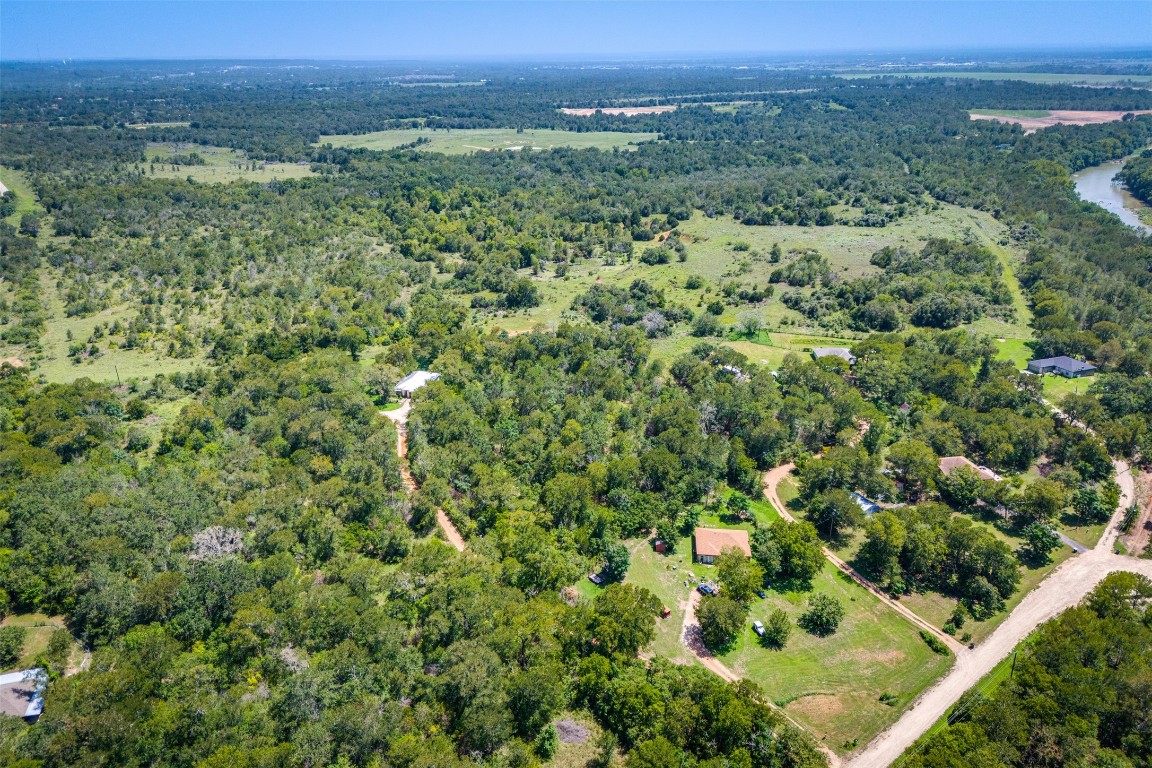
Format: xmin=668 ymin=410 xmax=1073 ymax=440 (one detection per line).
xmin=395 ymin=371 xmax=441 ymax=391
xmin=0 ymin=668 xmax=46 ymax=719
xmin=1028 ymin=356 xmax=1096 ymax=372
xmin=693 ymin=527 xmax=752 ymax=558
xmin=850 ymin=492 xmax=881 ymax=513
xmin=812 ymin=347 xmax=856 ymax=363
xmin=939 ymin=456 xmax=1001 ymax=482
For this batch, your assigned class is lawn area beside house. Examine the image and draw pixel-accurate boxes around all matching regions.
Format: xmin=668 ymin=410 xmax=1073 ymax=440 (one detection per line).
xmin=722 ymin=561 xmax=954 ymax=755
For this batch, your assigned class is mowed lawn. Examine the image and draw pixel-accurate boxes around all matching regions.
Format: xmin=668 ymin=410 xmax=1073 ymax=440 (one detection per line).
xmin=621 ymin=494 xmax=954 ymax=756
xmin=318 ymin=128 xmax=659 ymax=154
xmin=143 ymin=143 xmax=316 ymax=184
xmin=0 ymin=613 xmax=85 ymax=672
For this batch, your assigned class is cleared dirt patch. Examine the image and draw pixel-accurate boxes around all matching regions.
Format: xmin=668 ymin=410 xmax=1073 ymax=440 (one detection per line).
xmin=969 ymin=110 xmax=1152 ymax=133
xmin=561 ymin=105 xmax=677 ymax=116
xmin=555 ymin=718 xmax=590 ymax=744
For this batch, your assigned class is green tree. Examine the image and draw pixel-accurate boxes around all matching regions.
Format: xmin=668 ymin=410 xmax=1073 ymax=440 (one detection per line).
xmin=761 ymin=608 xmax=792 ymax=649
xmin=768 ymin=519 xmax=824 ymax=584
xmin=603 ymin=542 xmax=631 ymax=582
xmin=697 ymin=595 xmax=746 ymax=650
xmin=887 ymin=439 xmax=940 ymax=498
xmin=0 ymin=626 xmax=26 ymax=668
xmin=1014 ymin=479 xmax=1066 ymax=526
xmin=715 ymin=548 xmax=765 ymax=605
xmin=590 ymin=583 xmax=661 ymax=657
xmin=806 ymin=488 xmax=865 ymax=540
xmin=799 ymin=593 xmax=844 ymax=636
xmin=1020 ymin=523 xmax=1061 ymax=564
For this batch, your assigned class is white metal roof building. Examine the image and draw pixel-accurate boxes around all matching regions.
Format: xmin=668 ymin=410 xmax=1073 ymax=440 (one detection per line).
xmin=394 ymin=371 xmax=441 ymax=398
xmin=0 ymin=668 xmax=46 ymax=721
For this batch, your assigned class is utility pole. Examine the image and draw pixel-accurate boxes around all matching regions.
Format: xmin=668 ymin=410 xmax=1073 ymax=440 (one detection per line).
xmin=115 ymin=365 xmax=121 ymax=387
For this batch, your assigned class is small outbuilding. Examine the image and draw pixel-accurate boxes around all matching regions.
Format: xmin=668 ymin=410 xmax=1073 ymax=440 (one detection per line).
xmin=812 ymin=347 xmax=857 ymax=365
xmin=0 ymin=668 xmax=46 ymax=722
xmin=693 ymin=527 xmax=751 ymax=564
xmin=394 ymin=370 xmax=441 ymax=399
xmin=1026 ymin=356 xmax=1096 ymax=378
xmin=939 ymin=456 xmax=1002 ymax=483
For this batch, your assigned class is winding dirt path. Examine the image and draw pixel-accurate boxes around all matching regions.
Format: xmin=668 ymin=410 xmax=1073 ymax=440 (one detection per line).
xmin=761 ymin=464 xmax=964 ymax=653
xmin=381 ymin=401 xmax=467 ymax=552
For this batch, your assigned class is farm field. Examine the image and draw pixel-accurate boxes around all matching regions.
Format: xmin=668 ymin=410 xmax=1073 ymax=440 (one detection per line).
xmin=318 ymin=127 xmax=659 ymax=154
xmin=969 ymin=109 xmax=1152 ymax=132
xmin=838 ymin=71 xmax=1152 ymax=85
xmin=143 ymin=143 xmax=316 ymax=183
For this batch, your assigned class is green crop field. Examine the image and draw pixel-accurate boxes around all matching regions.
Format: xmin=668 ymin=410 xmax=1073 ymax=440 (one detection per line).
xmin=838 ymin=72 xmax=1152 ymax=85
xmin=317 ymin=127 xmax=659 ymax=154
xmin=723 ymin=561 xmax=953 ymax=754
xmin=142 ymin=143 xmax=316 ymax=183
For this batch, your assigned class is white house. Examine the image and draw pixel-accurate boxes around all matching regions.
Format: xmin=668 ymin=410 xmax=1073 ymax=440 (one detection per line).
xmin=395 ymin=371 xmax=440 ymax=399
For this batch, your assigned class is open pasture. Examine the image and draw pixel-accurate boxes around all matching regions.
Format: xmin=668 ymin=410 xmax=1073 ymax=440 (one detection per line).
xmin=143 ymin=143 xmax=316 ymax=183
xmin=319 ymin=127 xmax=658 ymax=154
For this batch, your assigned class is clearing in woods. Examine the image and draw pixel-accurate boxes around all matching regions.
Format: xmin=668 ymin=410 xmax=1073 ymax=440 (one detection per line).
xmin=318 ymin=127 xmax=659 ymax=154
xmin=559 ymin=105 xmax=677 ymax=116
xmin=143 ymin=143 xmax=316 ymax=183
xmin=479 ymin=202 xmax=1029 ymax=355
xmin=969 ymin=109 xmax=1152 ymax=133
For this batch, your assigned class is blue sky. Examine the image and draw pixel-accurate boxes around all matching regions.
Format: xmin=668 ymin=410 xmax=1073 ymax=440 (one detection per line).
xmin=2 ymin=1 xmax=1150 ymax=61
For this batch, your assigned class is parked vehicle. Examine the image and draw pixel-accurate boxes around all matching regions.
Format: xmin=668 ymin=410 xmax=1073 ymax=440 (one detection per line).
xmin=752 ymin=620 xmax=765 ymax=636
xmin=697 ymin=583 xmax=714 ymax=596
xmin=756 ymin=589 xmax=767 ymax=599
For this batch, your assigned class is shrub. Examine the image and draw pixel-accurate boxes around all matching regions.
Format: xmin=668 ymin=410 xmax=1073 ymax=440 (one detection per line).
xmin=920 ymin=630 xmax=949 ymax=655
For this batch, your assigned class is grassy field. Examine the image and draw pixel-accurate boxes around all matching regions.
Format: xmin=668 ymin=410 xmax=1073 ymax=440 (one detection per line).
xmin=317 ymin=127 xmax=659 ymax=154
xmin=723 ymin=561 xmax=954 ymax=754
xmin=0 ymin=268 xmax=210 ymax=385
xmin=142 ymin=143 xmax=316 ymax=184
xmin=0 ymin=165 xmax=42 ymax=228
xmin=838 ymin=72 xmax=1152 ymax=85
xmin=481 ymin=203 xmax=1019 ymax=351
xmin=0 ymin=613 xmax=85 ymax=672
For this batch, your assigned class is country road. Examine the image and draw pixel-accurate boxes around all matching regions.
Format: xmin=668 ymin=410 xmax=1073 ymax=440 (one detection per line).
xmin=381 ymin=401 xmax=468 ymax=552
xmin=848 ymin=459 xmax=1147 ymax=768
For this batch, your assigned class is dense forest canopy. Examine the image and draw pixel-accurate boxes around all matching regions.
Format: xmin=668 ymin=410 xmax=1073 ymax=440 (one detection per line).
xmin=0 ymin=58 xmax=1150 ymax=768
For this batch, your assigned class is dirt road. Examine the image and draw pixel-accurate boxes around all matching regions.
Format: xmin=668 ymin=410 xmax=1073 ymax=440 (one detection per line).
xmin=848 ymin=460 xmax=1146 ymax=768
xmin=381 ymin=402 xmax=467 ymax=552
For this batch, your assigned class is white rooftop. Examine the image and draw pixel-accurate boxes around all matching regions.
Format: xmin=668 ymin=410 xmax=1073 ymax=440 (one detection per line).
xmin=395 ymin=371 xmax=440 ymax=393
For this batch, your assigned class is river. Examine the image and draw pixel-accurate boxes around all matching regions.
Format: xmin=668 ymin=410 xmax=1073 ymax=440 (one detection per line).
xmin=1072 ymin=158 xmax=1152 ymax=235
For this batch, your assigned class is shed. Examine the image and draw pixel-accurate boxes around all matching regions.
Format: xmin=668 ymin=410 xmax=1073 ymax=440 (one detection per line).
xmin=1026 ymin=356 xmax=1096 ymax=378
xmin=812 ymin=347 xmax=857 ymax=365
xmin=939 ymin=455 xmax=1002 ymax=483
xmin=693 ymin=527 xmax=751 ymax=564
xmin=0 ymin=668 xmax=46 ymax=722
xmin=394 ymin=370 xmax=441 ymax=398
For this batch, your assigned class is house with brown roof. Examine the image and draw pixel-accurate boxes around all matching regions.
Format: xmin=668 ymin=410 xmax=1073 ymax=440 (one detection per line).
xmin=939 ymin=456 xmax=1002 ymax=483
xmin=693 ymin=527 xmax=751 ymax=564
